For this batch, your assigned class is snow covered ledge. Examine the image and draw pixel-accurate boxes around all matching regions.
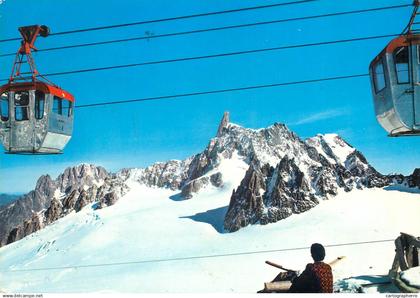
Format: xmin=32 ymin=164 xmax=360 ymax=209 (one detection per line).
xmin=400 ymin=267 xmax=420 ymax=292
xmin=389 ymin=233 xmax=420 ymax=293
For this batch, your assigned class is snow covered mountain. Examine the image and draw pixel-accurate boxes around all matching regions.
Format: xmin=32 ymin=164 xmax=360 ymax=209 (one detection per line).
xmin=223 ymin=129 xmax=391 ymax=232
xmin=0 ymin=164 xmax=128 ymax=246
xmin=1 ymin=112 xmax=418 ymax=246
xmin=0 ymin=112 xmax=420 ymax=293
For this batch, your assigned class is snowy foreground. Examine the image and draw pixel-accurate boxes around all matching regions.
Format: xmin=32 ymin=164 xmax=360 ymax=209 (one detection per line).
xmin=0 ymin=157 xmax=420 ymax=293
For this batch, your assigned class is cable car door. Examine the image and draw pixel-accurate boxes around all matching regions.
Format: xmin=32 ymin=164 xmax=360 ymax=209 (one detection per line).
xmin=0 ymin=92 xmax=10 ymax=150
xmin=10 ymin=90 xmax=35 ymax=151
xmin=415 ymin=45 xmax=420 ymax=127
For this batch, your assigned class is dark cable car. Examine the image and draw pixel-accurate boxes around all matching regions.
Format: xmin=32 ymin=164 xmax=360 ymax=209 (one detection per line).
xmin=0 ymin=25 xmax=74 ymax=154
xmin=369 ymin=1 xmax=420 ymax=136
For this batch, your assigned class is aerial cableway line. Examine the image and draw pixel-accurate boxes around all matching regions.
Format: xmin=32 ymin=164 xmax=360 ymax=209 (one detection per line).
xmin=0 ymin=238 xmax=394 ymax=272
xmin=0 ymin=3 xmax=411 ymax=57
xmin=74 ymin=73 xmax=370 ymax=109
xmin=0 ymin=33 xmax=401 ymax=83
xmin=0 ymin=0 xmax=316 ymax=43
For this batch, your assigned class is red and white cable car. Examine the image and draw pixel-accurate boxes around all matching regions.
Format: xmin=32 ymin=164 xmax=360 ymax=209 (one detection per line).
xmin=0 ymin=25 xmax=74 ymax=154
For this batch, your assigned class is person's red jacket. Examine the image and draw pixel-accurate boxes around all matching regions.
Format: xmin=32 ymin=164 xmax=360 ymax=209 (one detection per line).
xmin=289 ymin=262 xmax=333 ymax=293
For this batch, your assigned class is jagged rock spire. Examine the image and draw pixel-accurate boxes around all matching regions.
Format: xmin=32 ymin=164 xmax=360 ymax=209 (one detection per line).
xmin=410 ymin=168 xmax=420 ymax=187
xmin=216 ymin=111 xmax=230 ymax=137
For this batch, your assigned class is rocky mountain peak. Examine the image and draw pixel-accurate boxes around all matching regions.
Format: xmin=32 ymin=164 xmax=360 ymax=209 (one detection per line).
xmin=216 ymin=111 xmax=230 ymax=137
xmin=206 ymin=120 xmax=303 ymax=167
xmin=35 ymin=174 xmax=56 ymax=198
xmin=0 ymin=163 xmax=128 ymax=247
xmin=119 ymin=158 xmax=193 ymax=191
xmin=222 ymin=119 xmax=392 ymax=232
xmin=57 ymin=164 xmax=108 ymax=193
xmin=409 ymin=168 xmax=420 ymax=187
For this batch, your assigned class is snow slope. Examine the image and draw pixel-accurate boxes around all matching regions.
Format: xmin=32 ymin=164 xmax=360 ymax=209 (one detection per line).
xmin=401 ymin=267 xmax=420 ymax=289
xmin=0 ymin=155 xmax=419 ymax=293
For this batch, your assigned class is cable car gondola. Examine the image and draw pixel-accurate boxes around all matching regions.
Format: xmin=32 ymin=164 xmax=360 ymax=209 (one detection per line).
xmin=0 ymin=25 xmax=74 ymax=154
xmin=369 ymin=1 xmax=420 ymax=136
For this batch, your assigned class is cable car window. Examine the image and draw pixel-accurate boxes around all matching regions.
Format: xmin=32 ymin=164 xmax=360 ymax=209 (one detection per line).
xmin=62 ymin=100 xmax=72 ymax=117
xmin=35 ymin=91 xmax=45 ymax=120
xmin=14 ymin=91 xmax=29 ymax=121
xmin=1 ymin=92 xmax=8 ymax=121
xmin=394 ymin=47 xmax=410 ymax=84
xmin=418 ymin=45 xmax=420 ymax=65
xmin=373 ymin=60 xmax=386 ymax=93
xmin=53 ymin=96 xmax=63 ymax=115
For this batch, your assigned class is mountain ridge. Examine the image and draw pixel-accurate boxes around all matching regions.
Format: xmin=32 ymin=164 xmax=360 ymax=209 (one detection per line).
xmin=1 ymin=113 xmax=418 ymax=245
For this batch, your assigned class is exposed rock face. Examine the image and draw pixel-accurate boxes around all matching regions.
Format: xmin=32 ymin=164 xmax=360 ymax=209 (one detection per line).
xmin=166 ymin=122 xmax=310 ymax=200
xmin=116 ymin=116 xmax=309 ymax=200
xmin=225 ymin=161 xmax=269 ymax=230
xmin=62 ymin=189 xmax=79 ymax=212
xmin=36 ymin=174 xmax=57 ymax=199
xmin=119 ymin=159 xmax=193 ymax=191
xmin=409 ymin=168 xmax=420 ymax=188
xmin=0 ymin=164 xmax=129 ymax=247
xmin=210 ymin=172 xmax=223 ymax=187
xmin=344 ymin=150 xmax=388 ymax=188
xmin=45 ymin=198 xmax=62 ymax=224
xmin=0 ymin=174 xmax=56 ymax=247
xmin=384 ymin=169 xmax=420 ymax=189
xmin=217 ymin=111 xmax=230 ymax=137
xmin=6 ymin=226 xmax=22 ymax=245
xmin=117 ymin=137 xmax=229 ymax=199
xmin=23 ymin=213 xmax=42 ymax=237
xmin=267 ymin=156 xmax=318 ymax=214
xmin=105 ymin=192 xmax=117 ymax=207
xmin=74 ymin=191 xmax=89 ymax=213
xmin=179 ymin=172 xmax=224 ymax=199
xmin=181 ymin=177 xmax=210 ymax=199
xmin=57 ymin=164 xmax=108 ymax=194
xmin=223 ymin=132 xmax=392 ymax=232
xmin=97 ymin=189 xmax=121 ymax=209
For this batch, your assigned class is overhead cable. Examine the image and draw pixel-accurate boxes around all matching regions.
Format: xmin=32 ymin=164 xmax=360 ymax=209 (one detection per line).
xmin=0 ymin=0 xmax=316 ymax=43
xmin=0 ymin=33 xmax=397 ymax=82
xmin=1 ymin=238 xmax=393 ymax=272
xmin=0 ymin=4 xmax=409 ymax=57
xmin=74 ymin=73 xmax=370 ymax=109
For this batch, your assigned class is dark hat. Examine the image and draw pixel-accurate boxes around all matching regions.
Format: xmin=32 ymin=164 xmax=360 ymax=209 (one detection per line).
xmin=311 ymin=243 xmax=325 ymax=262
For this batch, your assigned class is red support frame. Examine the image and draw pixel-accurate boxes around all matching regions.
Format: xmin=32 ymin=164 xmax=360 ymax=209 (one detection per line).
xmin=403 ymin=1 xmax=420 ymax=34
xmin=4 ymin=24 xmax=74 ymax=104
xmin=9 ymin=25 xmax=49 ymax=83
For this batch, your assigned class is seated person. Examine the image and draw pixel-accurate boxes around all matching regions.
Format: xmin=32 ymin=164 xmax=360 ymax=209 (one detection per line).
xmin=289 ymin=243 xmax=333 ymax=293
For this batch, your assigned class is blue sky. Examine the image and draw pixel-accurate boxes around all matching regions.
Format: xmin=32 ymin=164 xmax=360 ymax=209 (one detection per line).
xmin=0 ymin=0 xmax=419 ymax=193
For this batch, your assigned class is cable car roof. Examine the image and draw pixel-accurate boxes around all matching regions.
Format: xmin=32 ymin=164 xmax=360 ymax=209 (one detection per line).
xmin=370 ymin=34 xmax=420 ymax=68
xmin=0 ymin=81 xmax=74 ymax=102
xmin=386 ymin=34 xmax=420 ymax=53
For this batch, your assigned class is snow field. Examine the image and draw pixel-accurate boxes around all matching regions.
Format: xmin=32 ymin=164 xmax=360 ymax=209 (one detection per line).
xmin=0 ymin=155 xmax=419 ymax=293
